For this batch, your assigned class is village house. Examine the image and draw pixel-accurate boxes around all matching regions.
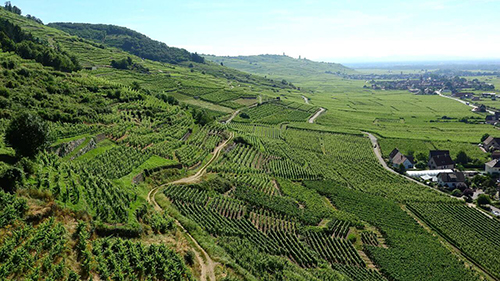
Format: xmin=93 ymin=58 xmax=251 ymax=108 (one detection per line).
xmin=492 ymin=151 xmax=500 ymax=160
xmin=436 ymin=171 xmax=466 ymax=189
xmin=428 ymin=150 xmax=455 ymax=169
xmin=389 ymin=148 xmax=414 ymax=170
xmin=485 ymin=112 xmax=500 ymax=124
xmin=482 ymin=136 xmax=500 ymax=152
xmin=473 ymin=104 xmax=487 ymax=112
xmin=452 ymin=92 xmax=473 ymax=99
xmin=485 ymin=159 xmax=500 ymax=174
xmin=472 ymin=96 xmax=481 ymax=101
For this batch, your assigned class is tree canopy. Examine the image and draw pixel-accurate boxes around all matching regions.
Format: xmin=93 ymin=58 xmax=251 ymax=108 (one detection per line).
xmin=5 ymin=112 xmax=51 ymax=158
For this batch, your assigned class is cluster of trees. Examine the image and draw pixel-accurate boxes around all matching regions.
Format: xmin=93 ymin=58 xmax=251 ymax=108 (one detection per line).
xmin=48 ymin=22 xmax=203 ymax=64
xmin=110 ymin=56 xmax=149 ymax=73
xmin=0 ymin=18 xmax=81 ymax=72
xmin=191 ymin=107 xmax=213 ymax=125
xmin=111 ymin=56 xmax=133 ymax=69
xmin=3 ymin=1 xmax=21 ymax=15
xmin=1 ymin=112 xmax=51 ymax=193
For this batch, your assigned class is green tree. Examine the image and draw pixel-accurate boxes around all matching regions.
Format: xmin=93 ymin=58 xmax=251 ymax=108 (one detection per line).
xmin=416 ymin=152 xmax=428 ymax=163
xmin=456 ymin=151 xmax=468 ymax=165
xmin=477 ymin=194 xmax=491 ymax=206
xmin=481 ymin=133 xmax=490 ymax=142
xmin=5 ymin=112 xmax=51 ymax=158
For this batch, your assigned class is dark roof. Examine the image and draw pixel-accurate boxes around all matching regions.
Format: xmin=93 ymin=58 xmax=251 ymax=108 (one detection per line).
xmin=406 ymin=155 xmax=415 ymax=164
xmin=429 ymin=150 xmax=450 ymax=157
xmin=437 ymin=172 xmax=465 ymax=183
xmin=486 ymin=115 xmax=497 ymax=121
xmin=429 ymin=150 xmax=454 ymax=166
xmin=389 ymin=148 xmax=400 ymax=160
xmin=492 ymin=152 xmax=500 ymax=160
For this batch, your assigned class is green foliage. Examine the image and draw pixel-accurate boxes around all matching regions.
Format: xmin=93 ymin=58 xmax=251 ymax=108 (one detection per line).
xmin=0 ymin=18 xmax=80 ymax=72
xmin=0 ymin=166 xmax=24 ymax=193
xmin=5 ymin=112 xmax=51 ymax=158
xmin=477 ymin=194 xmax=491 ymax=206
xmin=0 ymin=190 xmax=27 ymax=226
xmin=48 ymin=22 xmax=197 ymax=64
xmin=408 ymin=202 xmax=500 ymax=279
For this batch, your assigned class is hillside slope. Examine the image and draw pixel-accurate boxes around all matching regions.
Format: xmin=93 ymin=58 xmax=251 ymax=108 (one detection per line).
xmin=48 ymin=22 xmax=201 ymax=64
xmin=205 ymin=54 xmax=355 ymax=82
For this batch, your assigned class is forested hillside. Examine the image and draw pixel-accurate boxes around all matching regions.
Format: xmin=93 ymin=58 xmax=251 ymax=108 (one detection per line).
xmin=48 ymin=22 xmax=204 ymax=64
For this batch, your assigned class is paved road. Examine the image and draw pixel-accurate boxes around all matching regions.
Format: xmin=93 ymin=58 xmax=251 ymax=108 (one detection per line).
xmin=308 ymin=107 xmax=325 ymax=123
xmin=437 ymin=91 xmax=495 ymax=114
xmin=363 ymin=132 xmax=474 ymax=199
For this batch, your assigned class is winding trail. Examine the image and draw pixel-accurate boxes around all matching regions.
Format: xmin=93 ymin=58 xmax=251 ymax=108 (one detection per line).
xmin=147 ymin=133 xmax=233 ymax=281
xmin=223 ymin=110 xmax=240 ymax=124
xmin=302 ymin=95 xmax=310 ymax=104
xmin=308 ymin=107 xmax=325 ymax=123
xmin=437 ymin=91 xmax=495 ymax=114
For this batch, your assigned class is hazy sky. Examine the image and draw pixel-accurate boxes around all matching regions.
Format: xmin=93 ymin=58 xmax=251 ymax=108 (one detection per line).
xmin=12 ymin=0 xmax=500 ymax=63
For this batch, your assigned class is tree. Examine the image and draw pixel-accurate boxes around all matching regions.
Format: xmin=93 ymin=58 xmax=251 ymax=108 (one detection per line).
xmin=481 ymin=133 xmax=490 ymax=142
xmin=5 ymin=112 xmax=51 ymax=158
xmin=463 ymin=188 xmax=474 ymax=197
xmin=0 ymin=167 xmax=24 ymax=193
xmin=416 ymin=152 xmax=428 ymax=163
xmin=477 ymin=194 xmax=491 ymax=206
xmin=456 ymin=151 xmax=469 ymax=165
xmin=397 ymin=163 xmax=406 ymax=174
xmin=451 ymin=189 xmax=463 ymax=197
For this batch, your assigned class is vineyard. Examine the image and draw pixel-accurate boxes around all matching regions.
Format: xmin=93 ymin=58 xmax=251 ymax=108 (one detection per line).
xmin=408 ymin=202 xmax=500 ymax=279
xmin=1 ymin=6 xmax=498 ymax=281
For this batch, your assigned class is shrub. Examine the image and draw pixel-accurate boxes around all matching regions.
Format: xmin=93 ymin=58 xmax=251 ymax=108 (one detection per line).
xmin=451 ymin=189 xmax=463 ymax=197
xmin=5 ymin=112 xmax=51 ymax=158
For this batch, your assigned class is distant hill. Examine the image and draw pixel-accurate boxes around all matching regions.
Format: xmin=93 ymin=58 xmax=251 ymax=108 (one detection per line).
xmin=48 ymin=22 xmax=204 ymax=64
xmin=204 ymin=54 xmax=355 ymax=80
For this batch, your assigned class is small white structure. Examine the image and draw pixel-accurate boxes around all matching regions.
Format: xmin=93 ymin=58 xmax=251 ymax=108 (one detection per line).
xmin=485 ymin=159 xmax=500 ymax=174
xmin=406 ymin=169 xmax=453 ymax=182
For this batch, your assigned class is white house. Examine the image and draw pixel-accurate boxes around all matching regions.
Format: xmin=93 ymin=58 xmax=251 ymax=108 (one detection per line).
xmin=485 ymin=159 xmax=500 ymax=174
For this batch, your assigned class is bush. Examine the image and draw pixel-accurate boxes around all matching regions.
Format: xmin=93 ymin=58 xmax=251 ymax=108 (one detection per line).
xmin=0 ymin=167 xmax=25 ymax=193
xmin=5 ymin=112 xmax=51 ymax=158
xmin=451 ymin=189 xmax=463 ymax=197
xmin=477 ymin=194 xmax=491 ymax=206
xmin=184 ymin=250 xmax=195 ymax=266
xmin=347 ymin=233 xmax=357 ymax=244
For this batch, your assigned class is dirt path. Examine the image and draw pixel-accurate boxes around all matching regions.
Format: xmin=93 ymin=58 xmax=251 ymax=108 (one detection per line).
xmin=147 ymin=133 xmax=233 ymax=281
xmin=302 ymin=95 xmax=310 ymax=104
xmin=224 ymin=110 xmax=240 ymax=124
xmin=308 ymin=107 xmax=325 ymax=123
